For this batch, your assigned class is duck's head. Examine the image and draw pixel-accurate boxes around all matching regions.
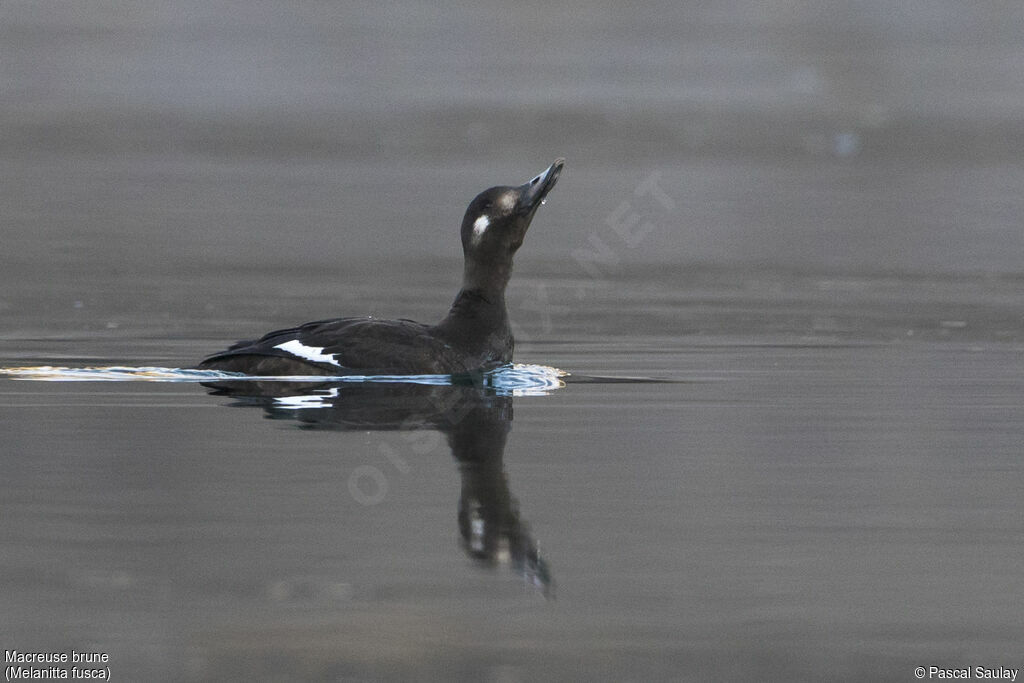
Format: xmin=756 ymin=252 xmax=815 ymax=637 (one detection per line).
xmin=460 ymin=159 xmax=564 ymax=282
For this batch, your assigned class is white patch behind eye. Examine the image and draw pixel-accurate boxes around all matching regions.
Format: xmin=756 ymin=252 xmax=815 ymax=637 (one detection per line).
xmin=471 ymin=215 xmax=489 ymax=245
xmin=499 ymin=193 xmax=516 ymax=211
xmin=273 ymin=339 xmax=341 ymax=366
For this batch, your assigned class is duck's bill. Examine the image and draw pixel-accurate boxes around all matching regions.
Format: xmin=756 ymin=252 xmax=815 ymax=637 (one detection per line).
xmin=518 ymin=158 xmax=564 ymax=214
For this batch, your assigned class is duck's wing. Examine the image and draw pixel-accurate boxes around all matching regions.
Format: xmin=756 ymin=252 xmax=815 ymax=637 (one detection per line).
xmin=202 ymin=317 xmax=459 ymax=374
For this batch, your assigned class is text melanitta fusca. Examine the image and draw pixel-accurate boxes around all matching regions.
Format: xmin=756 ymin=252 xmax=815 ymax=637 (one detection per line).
xmin=199 ymin=158 xmax=564 ymax=376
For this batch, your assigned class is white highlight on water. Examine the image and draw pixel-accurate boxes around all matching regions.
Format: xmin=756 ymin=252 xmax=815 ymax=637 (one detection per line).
xmin=272 ymin=339 xmax=340 ymax=366
xmin=470 ymin=512 xmax=485 ymax=552
xmin=273 ymin=387 xmax=340 ymax=409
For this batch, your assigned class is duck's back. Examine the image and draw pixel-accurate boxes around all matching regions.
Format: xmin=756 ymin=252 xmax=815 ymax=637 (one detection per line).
xmin=199 ymin=317 xmax=468 ymax=375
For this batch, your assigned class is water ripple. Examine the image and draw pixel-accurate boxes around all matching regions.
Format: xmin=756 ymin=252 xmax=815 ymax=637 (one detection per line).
xmin=0 ymin=363 xmax=568 ymax=396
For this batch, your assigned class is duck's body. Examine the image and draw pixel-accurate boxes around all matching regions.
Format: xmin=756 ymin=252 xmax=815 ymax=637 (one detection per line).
xmin=199 ymin=294 xmax=510 ymax=376
xmin=199 ymin=159 xmax=563 ymax=376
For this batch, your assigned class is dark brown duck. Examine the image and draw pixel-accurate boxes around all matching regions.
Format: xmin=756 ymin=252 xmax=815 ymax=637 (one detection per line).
xmin=199 ymin=159 xmax=564 ymax=376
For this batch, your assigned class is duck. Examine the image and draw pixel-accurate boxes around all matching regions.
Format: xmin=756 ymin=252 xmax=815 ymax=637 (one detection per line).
xmin=198 ymin=158 xmax=564 ymax=376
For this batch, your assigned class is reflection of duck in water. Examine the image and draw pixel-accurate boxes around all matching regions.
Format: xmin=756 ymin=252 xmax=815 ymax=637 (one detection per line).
xmin=199 ymin=159 xmax=564 ymax=376
xmin=205 ymin=379 xmax=552 ymax=594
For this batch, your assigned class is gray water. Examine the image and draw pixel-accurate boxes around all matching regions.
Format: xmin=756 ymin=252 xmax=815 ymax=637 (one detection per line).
xmin=3 ymin=2 xmax=1024 ymax=681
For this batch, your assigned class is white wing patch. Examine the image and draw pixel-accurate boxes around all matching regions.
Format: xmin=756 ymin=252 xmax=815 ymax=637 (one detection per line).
xmin=471 ymin=215 xmax=490 ymax=245
xmin=273 ymin=339 xmax=341 ymax=366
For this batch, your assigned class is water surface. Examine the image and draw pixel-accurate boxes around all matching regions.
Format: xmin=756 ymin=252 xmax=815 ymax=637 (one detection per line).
xmin=3 ymin=264 xmax=1023 ymax=680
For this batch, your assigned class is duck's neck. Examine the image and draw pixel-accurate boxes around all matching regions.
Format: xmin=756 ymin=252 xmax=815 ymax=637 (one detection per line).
xmin=437 ymin=287 xmax=508 ymax=338
xmin=462 ymin=258 xmax=511 ymax=296
xmin=435 ymin=260 xmax=512 ymax=345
